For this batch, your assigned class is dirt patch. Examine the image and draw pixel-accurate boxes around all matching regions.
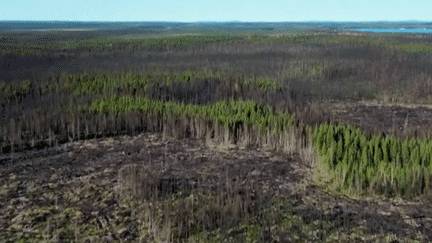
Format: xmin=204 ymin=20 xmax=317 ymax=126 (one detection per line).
xmin=1 ymin=132 xmax=432 ymax=241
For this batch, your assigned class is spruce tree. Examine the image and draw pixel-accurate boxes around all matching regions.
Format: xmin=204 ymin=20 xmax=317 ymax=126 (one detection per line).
xmin=410 ymin=145 xmax=420 ymax=168
xmin=341 ymin=151 xmax=350 ymax=188
xmin=425 ymin=141 xmax=432 ymax=169
xmin=344 ymin=126 xmax=351 ymax=151
xmin=389 ymin=137 xmax=401 ymax=166
xmin=373 ymin=136 xmax=383 ymax=168
xmin=325 ymin=124 xmax=335 ymax=154
xmin=337 ymin=139 xmax=344 ymax=163
xmin=330 ymin=141 xmax=338 ymax=169
xmin=360 ymin=142 xmax=369 ymax=179
xmin=401 ymin=140 xmax=410 ymax=169
xmin=347 ymin=145 xmax=358 ymax=190
xmin=382 ymin=137 xmax=390 ymax=163
xmin=313 ymin=124 xmax=320 ymax=147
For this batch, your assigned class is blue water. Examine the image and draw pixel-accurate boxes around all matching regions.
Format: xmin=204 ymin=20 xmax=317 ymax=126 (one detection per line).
xmin=348 ymin=28 xmax=432 ymax=34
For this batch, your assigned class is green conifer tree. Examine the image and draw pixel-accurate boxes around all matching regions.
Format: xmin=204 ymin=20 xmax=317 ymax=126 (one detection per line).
xmin=382 ymin=137 xmax=390 ymax=163
xmin=373 ymin=136 xmax=383 ymax=168
xmin=325 ymin=125 xmax=335 ymax=154
xmin=401 ymin=163 xmax=411 ymax=195
xmin=330 ymin=141 xmax=338 ymax=169
xmin=313 ymin=125 xmax=320 ymax=145
xmin=425 ymin=141 xmax=432 ymax=169
xmin=341 ymin=151 xmax=350 ymax=188
xmin=337 ymin=125 xmax=345 ymax=148
xmin=347 ymin=146 xmax=358 ymax=190
xmin=336 ymin=139 xmax=344 ymax=163
xmin=401 ymin=141 xmax=410 ymax=169
xmin=410 ymin=145 xmax=421 ymax=168
xmin=389 ymin=137 xmax=400 ymax=166
xmin=360 ymin=142 xmax=369 ymax=179
xmin=366 ymin=166 xmax=376 ymax=189
xmin=344 ymin=126 xmax=351 ymax=150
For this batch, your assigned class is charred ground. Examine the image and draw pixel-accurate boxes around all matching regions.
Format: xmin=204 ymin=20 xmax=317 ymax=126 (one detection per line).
xmin=1 ymin=133 xmax=432 ymax=242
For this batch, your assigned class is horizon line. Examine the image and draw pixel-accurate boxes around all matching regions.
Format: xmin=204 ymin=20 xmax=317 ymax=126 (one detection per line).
xmin=1 ymin=20 xmax=432 ymax=23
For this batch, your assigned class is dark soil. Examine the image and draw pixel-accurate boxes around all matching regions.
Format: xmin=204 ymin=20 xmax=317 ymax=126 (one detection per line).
xmin=1 ymin=132 xmax=431 ymax=241
xmin=326 ymin=101 xmax=432 ymax=139
xmin=0 ymin=132 xmax=310 ymax=241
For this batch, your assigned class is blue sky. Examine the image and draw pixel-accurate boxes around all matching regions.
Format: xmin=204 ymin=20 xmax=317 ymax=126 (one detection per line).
xmin=2 ymin=0 xmax=431 ymax=22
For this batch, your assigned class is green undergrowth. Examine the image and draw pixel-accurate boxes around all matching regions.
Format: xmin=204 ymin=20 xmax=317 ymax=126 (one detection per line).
xmin=281 ymin=58 xmax=328 ymax=79
xmin=1 ymin=60 xmax=369 ymax=99
xmin=244 ymin=33 xmax=432 ymax=54
xmin=0 ymin=33 xmax=243 ymax=57
xmin=84 ymin=95 xmax=295 ymax=135
xmin=4 ymin=31 xmax=432 ymax=58
xmin=104 ymin=32 xmax=241 ymax=45
xmin=33 ymin=59 xmax=349 ymax=97
xmin=312 ymin=123 xmax=432 ymax=200
xmin=242 ymin=75 xmax=284 ymax=92
xmin=0 ymin=43 xmax=50 ymax=56
xmin=35 ymin=69 xmax=215 ymax=96
xmin=0 ymin=58 xmax=377 ymax=103
xmin=53 ymin=33 xmax=243 ymax=55
xmin=0 ymin=79 xmax=33 ymax=97
xmin=37 ymin=69 xmax=284 ymax=96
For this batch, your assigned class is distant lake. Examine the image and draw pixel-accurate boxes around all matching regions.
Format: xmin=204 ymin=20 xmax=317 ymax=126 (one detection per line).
xmin=348 ymin=28 xmax=432 ymax=34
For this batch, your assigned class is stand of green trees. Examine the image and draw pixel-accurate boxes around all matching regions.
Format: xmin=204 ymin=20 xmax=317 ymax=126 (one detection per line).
xmin=85 ymin=95 xmax=295 ymax=135
xmin=313 ymin=123 xmax=432 ymax=199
